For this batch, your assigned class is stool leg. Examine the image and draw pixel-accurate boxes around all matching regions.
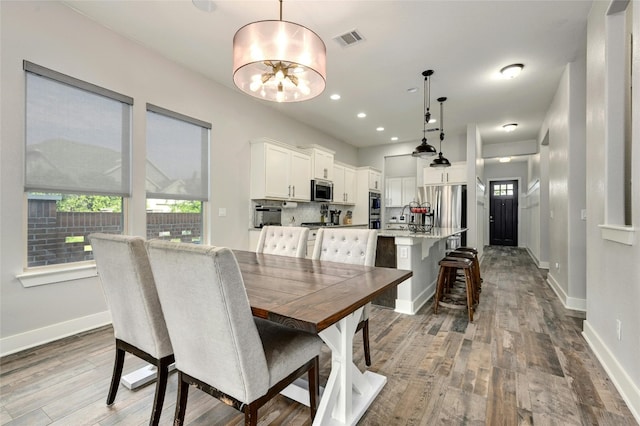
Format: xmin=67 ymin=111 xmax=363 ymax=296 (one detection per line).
xmin=464 ymin=268 xmax=475 ymax=322
xmin=434 ymin=266 xmax=447 ymax=314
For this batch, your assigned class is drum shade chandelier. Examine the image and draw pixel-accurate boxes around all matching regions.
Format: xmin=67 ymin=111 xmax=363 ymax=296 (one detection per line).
xmin=430 ymin=97 xmax=451 ymax=168
xmin=412 ymin=70 xmax=438 ymax=158
xmin=232 ymin=0 xmax=326 ymax=103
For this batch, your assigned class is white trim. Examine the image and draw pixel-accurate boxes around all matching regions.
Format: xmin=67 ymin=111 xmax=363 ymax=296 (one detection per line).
xmin=546 ymin=273 xmax=587 ymax=312
xmin=17 ymin=263 xmax=98 ymax=287
xmin=582 ymin=320 xmax=640 ymax=424
xmin=0 ymin=311 xmax=111 ymax=357
xmin=598 ymin=224 xmax=636 ymax=245
xmin=525 ymin=247 xmax=550 ymax=270
xmin=395 ymin=281 xmax=435 ymax=315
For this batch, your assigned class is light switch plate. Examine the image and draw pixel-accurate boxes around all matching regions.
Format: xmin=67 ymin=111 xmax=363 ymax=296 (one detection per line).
xmin=218 ymin=207 xmax=227 ymax=217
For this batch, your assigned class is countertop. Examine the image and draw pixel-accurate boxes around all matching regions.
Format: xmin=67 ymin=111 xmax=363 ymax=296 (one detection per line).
xmin=377 ymin=227 xmax=467 ymax=239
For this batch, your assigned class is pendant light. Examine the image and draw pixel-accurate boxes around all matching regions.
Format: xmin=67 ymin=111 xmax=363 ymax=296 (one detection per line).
xmin=412 ymin=70 xmax=437 ymax=158
xmin=232 ymin=0 xmax=326 ymax=102
xmin=430 ymin=97 xmax=451 ymax=168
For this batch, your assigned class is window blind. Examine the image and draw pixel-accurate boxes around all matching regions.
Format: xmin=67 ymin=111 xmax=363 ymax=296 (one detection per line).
xmin=146 ymin=104 xmax=210 ymax=201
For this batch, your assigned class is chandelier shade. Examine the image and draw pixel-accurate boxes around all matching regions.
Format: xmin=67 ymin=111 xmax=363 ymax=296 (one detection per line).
xmin=233 ymin=18 xmax=326 ymax=102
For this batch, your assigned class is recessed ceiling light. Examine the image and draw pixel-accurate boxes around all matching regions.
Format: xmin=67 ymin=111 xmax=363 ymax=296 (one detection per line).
xmin=407 ymin=87 xmax=418 ymax=93
xmin=357 ymin=112 xmax=366 ymax=118
xmin=428 ymin=118 xmax=436 ymax=124
xmin=500 ymin=63 xmax=524 ymax=79
xmin=499 ymin=157 xmax=512 ymax=163
xmin=376 ymin=127 xmax=384 ymax=132
xmin=391 ymin=137 xmax=399 ymax=141
xmin=330 ymin=94 xmax=341 ymax=100
xmin=192 ymin=0 xmax=216 ymax=12
xmin=502 ymin=123 xmax=518 ymax=132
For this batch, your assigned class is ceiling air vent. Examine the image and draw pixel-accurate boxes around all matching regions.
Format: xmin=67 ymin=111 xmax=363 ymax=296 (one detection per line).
xmin=333 ymin=29 xmax=365 ymax=47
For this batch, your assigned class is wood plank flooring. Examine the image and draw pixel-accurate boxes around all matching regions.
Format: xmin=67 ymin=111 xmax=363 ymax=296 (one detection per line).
xmin=1 ymin=246 xmax=637 ymax=425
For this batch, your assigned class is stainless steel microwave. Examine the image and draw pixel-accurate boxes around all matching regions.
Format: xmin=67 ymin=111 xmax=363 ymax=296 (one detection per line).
xmin=311 ymin=179 xmax=333 ymax=202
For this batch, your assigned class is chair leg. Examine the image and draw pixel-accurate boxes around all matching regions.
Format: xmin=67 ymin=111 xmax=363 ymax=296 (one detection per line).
xmin=149 ymin=357 xmax=171 ymax=426
xmin=434 ymin=266 xmax=447 ymax=314
xmin=245 ymin=403 xmax=259 ymax=425
xmin=362 ymin=319 xmax=372 ymax=367
xmin=106 ymin=345 xmax=125 ymax=406
xmin=308 ymin=356 xmax=320 ymax=420
xmin=174 ymin=372 xmax=189 ymax=426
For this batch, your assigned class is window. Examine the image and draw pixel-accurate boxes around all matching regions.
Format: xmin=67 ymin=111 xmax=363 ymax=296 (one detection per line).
xmin=24 ymin=61 xmax=132 ymax=268
xmin=493 ymin=183 xmax=514 ymax=197
xmin=145 ymin=104 xmax=210 ymax=243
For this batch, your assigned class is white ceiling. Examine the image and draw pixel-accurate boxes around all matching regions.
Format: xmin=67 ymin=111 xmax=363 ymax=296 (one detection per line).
xmin=62 ymin=0 xmax=592 ymax=150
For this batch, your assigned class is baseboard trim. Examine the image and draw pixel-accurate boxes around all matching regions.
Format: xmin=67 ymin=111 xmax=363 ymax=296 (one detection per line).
xmin=546 ymin=273 xmax=586 ymax=312
xmin=395 ymin=280 xmax=435 ymax=315
xmin=525 ymin=247 xmax=549 ymax=270
xmin=0 ymin=311 xmax=111 ymax=357
xmin=582 ymin=320 xmax=640 ymax=424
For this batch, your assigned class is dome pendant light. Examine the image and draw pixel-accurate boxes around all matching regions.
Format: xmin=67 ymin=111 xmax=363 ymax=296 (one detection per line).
xmin=430 ymin=97 xmax=451 ymax=168
xmin=232 ymin=0 xmax=326 ymax=102
xmin=412 ymin=70 xmax=437 ymax=158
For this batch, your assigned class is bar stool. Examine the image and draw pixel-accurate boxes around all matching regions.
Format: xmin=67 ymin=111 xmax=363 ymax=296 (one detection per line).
xmin=434 ymin=256 xmax=476 ymax=322
xmin=446 ymin=250 xmax=481 ymax=304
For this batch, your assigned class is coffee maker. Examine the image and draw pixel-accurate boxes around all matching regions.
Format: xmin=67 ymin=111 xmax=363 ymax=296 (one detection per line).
xmin=329 ymin=209 xmax=341 ymax=225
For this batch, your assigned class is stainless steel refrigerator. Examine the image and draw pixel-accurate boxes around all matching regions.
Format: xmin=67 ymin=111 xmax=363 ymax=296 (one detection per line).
xmin=418 ymin=185 xmax=467 ymax=246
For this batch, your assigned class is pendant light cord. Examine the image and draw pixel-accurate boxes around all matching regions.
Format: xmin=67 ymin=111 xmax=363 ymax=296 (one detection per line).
xmin=279 ymin=0 xmax=283 ymax=20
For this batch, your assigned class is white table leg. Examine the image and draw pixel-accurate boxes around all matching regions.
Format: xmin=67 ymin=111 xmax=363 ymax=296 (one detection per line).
xmin=313 ymin=307 xmax=387 ymax=426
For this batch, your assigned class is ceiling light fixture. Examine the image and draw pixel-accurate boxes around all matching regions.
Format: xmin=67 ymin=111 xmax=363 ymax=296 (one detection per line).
xmin=502 ymin=123 xmax=518 ymax=132
xmin=412 ymin=70 xmax=437 ymax=158
xmin=500 ymin=63 xmax=524 ymax=79
xmin=330 ymin=94 xmax=341 ymax=100
xmin=391 ymin=137 xmax=399 ymax=141
xmin=232 ymin=0 xmax=326 ymax=102
xmin=357 ymin=112 xmax=366 ymax=118
xmin=430 ymin=97 xmax=451 ymax=168
xmin=499 ymin=157 xmax=512 ymax=163
xmin=376 ymin=127 xmax=384 ymax=132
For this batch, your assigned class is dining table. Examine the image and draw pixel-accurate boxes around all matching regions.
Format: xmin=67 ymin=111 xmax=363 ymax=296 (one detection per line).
xmin=233 ymin=249 xmax=412 ymax=426
xmin=122 ymin=248 xmax=412 ymax=426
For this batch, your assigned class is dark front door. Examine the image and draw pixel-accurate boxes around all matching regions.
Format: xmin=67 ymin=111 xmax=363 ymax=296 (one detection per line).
xmin=490 ymin=180 xmax=518 ymax=246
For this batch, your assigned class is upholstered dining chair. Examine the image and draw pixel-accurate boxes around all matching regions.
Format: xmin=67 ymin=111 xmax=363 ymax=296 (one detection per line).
xmin=146 ymin=240 xmax=323 ymax=426
xmin=311 ymin=227 xmax=378 ymax=366
xmin=88 ymin=233 xmax=173 ymax=426
xmin=255 ymin=225 xmax=309 ymax=258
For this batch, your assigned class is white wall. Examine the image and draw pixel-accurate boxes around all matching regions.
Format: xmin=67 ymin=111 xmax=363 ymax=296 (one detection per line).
xmin=537 ymin=56 xmax=587 ymax=311
xmin=582 ymin=0 xmax=640 ymax=419
xmin=0 ymin=1 xmax=356 ymax=352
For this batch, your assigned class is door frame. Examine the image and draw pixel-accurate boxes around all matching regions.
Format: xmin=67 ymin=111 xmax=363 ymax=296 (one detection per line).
xmin=486 ymin=177 xmax=522 ymax=247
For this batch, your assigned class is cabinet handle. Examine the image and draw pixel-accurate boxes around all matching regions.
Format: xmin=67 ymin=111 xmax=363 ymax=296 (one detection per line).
xmin=288 ymin=185 xmax=291 ymax=197
xmin=292 ymin=185 xmax=295 ymax=197
xmin=324 ymin=168 xmax=327 ymax=179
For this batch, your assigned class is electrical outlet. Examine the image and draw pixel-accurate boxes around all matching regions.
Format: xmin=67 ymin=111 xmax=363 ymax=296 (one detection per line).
xmin=616 ymin=320 xmax=622 ymax=341
xmin=218 ymin=208 xmax=227 ymax=217
xmin=555 ymin=262 xmax=560 ymax=270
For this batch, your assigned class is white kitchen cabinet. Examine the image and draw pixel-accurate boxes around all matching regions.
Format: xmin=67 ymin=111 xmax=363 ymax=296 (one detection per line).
xmin=250 ymin=139 xmax=311 ymax=201
xmin=304 ymin=146 xmax=334 ymax=181
xmin=357 ymin=167 xmax=382 ymax=191
xmin=386 ymin=177 xmax=416 ymax=207
xmin=333 ymin=162 xmax=356 ymax=204
xmin=423 ymin=162 xmax=466 ymax=185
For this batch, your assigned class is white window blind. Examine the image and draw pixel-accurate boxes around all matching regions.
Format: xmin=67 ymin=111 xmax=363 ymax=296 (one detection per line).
xmin=24 ymin=61 xmax=132 ymax=196
xmin=146 ymin=104 xmax=210 ymax=201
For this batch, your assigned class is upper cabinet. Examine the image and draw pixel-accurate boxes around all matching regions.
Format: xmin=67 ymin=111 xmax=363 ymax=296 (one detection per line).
xmin=358 ymin=167 xmax=382 ymax=191
xmin=304 ymin=145 xmax=334 ymax=181
xmin=386 ymin=176 xmax=416 ymax=207
xmin=333 ymin=162 xmax=356 ymax=204
xmin=423 ymin=162 xmax=467 ymax=185
xmin=250 ymin=139 xmax=311 ymax=201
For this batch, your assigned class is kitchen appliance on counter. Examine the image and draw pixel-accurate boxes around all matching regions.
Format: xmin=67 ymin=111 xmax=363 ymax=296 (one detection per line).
xmin=369 ymin=191 xmax=381 ymax=229
xmin=329 ymin=209 xmax=341 ymax=225
xmin=253 ymin=205 xmax=282 ymax=228
xmin=310 ymin=179 xmax=333 ymax=202
xmin=418 ymin=184 xmax=467 ymax=245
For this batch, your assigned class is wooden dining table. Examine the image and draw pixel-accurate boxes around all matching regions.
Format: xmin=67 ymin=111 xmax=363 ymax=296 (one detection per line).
xmin=233 ymin=250 xmax=413 ymax=426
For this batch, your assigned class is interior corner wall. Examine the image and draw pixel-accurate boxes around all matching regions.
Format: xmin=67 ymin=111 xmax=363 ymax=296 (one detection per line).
xmin=465 ymin=124 xmax=484 ymax=258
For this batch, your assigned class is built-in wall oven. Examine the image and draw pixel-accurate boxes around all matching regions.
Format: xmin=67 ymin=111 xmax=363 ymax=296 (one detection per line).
xmin=311 ymin=179 xmax=333 ymax=202
xmin=369 ymin=191 xmax=381 ymax=229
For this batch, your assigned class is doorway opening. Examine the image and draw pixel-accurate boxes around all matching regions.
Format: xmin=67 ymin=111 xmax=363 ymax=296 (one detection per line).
xmin=490 ymin=180 xmax=518 ymax=246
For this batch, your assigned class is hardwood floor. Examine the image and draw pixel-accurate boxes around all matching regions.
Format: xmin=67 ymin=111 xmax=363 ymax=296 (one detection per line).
xmin=1 ymin=246 xmax=636 ymax=425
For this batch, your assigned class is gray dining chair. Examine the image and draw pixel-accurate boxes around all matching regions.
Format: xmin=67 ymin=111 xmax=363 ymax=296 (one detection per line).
xmin=88 ymin=233 xmax=174 ymax=426
xmin=146 ymin=240 xmax=322 ymax=426
xmin=255 ymin=225 xmax=309 ymax=258
xmin=311 ymin=227 xmax=378 ymax=366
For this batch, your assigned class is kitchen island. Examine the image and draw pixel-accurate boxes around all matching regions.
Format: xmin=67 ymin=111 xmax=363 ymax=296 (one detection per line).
xmin=376 ymin=227 xmax=466 ymax=314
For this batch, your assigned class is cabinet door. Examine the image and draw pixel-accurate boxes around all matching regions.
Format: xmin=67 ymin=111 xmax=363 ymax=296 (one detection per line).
xmin=264 ymin=144 xmax=291 ymax=198
xmin=333 ymin=164 xmax=346 ymax=203
xmin=343 ymin=166 xmax=356 ymax=204
xmin=386 ymin=178 xmax=403 ymax=207
xmin=424 ymin=167 xmax=444 ymax=185
xmin=401 ymin=177 xmax=417 ymax=205
xmin=369 ymin=170 xmax=381 ymax=191
xmin=445 ymin=163 xmax=466 ymax=184
xmin=313 ymin=150 xmax=334 ymax=181
xmin=289 ymin=151 xmax=311 ymax=201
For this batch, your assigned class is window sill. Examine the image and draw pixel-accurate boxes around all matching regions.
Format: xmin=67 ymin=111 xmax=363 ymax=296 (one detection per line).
xmin=598 ymin=224 xmax=636 ymax=246
xmin=17 ymin=262 xmax=98 ymax=288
